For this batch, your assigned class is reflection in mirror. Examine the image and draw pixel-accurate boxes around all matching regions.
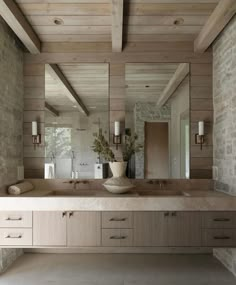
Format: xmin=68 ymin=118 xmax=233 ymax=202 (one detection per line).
xmin=125 ymin=63 xmax=190 ymax=179
xmin=44 ymin=63 xmax=109 ymax=179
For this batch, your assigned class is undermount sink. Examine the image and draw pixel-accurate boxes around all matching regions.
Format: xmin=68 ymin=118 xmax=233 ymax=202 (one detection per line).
xmin=137 ymin=190 xmax=191 ymax=197
xmin=46 ymin=190 xmax=97 ymax=197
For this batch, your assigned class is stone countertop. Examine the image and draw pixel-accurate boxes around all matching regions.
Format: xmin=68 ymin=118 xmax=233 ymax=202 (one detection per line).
xmin=0 ymin=188 xmax=236 ymax=211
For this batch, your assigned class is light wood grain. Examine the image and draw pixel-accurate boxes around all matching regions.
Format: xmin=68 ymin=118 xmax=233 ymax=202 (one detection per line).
xmin=157 ymin=63 xmax=189 ymax=106
xmin=67 ymin=212 xmax=101 ymax=247
xmin=46 ymin=64 xmax=89 ymax=116
xmin=102 ymin=229 xmax=133 ymax=247
xmin=202 ymin=229 xmax=236 ymax=247
xmin=0 ymin=0 xmax=41 ymax=54
xmin=202 ymin=212 xmax=236 ymax=229
xmin=168 ymin=212 xmax=201 ymax=246
xmin=18 ymin=3 xmax=111 ymax=16
xmin=33 ymin=211 xmax=67 ymax=246
xmin=126 ymin=3 xmax=216 ymax=16
xmin=102 ymin=212 xmax=133 ymax=229
xmin=0 ymin=228 xmax=32 ymax=246
xmin=112 ymin=0 xmax=123 ymax=52
xmin=133 ymin=212 xmax=169 ymax=246
xmin=194 ymin=0 xmax=236 ymax=53
xmin=45 ymin=102 xmax=59 ymax=117
xmin=0 ymin=211 xmax=32 ymax=228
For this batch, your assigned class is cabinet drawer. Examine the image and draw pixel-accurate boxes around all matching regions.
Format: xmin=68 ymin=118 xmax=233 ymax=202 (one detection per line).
xmin=102 ymin=229 xmax=133 ymax=247
xmin=202 ymin=212 xmax=236 ymax=229
xmin=202 ymin=229 xmax=236 ymax=247
xmin=102 ymin=212 xmax=133 ymax=229
xmin=0 ymin=228 xmax=32 ymax=246
xmin=0 ymin=212 xmax=32 ymax=228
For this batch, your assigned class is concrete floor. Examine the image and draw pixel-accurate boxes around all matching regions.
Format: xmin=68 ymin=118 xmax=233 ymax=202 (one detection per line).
xmin=0 ymin=253 xmax=235 ymax=285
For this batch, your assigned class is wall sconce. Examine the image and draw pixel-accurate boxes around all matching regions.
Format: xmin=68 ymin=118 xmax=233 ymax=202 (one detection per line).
xmin=113 ymin=121 xmax=121 ymax=150
xmin=195 ymin=121 xmax=205 ymax=150
xmin=32 ymin=121 xmax=41 ymax=149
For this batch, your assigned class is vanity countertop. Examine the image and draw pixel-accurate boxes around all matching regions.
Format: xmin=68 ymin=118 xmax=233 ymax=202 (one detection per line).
xmin=0 ymin=188 xmax=236 ymax=211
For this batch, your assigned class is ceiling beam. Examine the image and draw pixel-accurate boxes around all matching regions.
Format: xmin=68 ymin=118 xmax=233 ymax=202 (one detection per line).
xmin=111 ymin=0 xmax=124 ymax=52
xmin=45 ymin=102 xmax=59 ymax=117
xmin=0 ymin=0 xmax=41 ymax=54
xmin=194 ymin=0 xmax=236 ymax=53
xmin=157 ymin=63 xmax=189 ymax=107
xmin=47 ymin=64 xmax=89 ymax=116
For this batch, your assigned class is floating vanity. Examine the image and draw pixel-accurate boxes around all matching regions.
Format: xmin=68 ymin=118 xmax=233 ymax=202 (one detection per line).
xmin=0 ymin=184 xmax=236 ymax=250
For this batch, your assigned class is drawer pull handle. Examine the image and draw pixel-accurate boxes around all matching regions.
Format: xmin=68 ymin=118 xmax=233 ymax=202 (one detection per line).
xmin=213 ymin=236 xmax=231 ymax=240
xmin=62 ymin=212 xmax=67 ymax=218
xmin=6 ymin=217 xmax=22 ymax=221
xmin=6 ymin=235 xmax=22 ymax=239
xmin=110 ymin=236 xmax=126 ymax=240
xmin=109 ymin=218 xmax=126 ymax=222
xmin=213 ymin=218 xmax=230 ymax=222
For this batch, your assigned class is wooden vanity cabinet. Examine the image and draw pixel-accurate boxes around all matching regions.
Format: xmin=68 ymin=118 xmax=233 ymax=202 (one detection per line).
xmin=133 ymin=212 xmax=168 ymax=246
xmin=33 ymin=211 xmax=101 ymax=247
xmin=33 ymin=211 xmax=67 ymax=246
xmin=133 ymin=212 xmax=201 ymax=247
xmin=1 ymin=211 xmax=236 ymax=248
xmin=67 ymin=211 xmax=101 ymax=247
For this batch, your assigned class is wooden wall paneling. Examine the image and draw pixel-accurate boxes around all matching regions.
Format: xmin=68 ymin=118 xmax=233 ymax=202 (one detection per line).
xmin=109 ymin=63 xmax=125 ymax=160
xmin=0 ymin=0 xmax=41 ymax=54
xmin=190 ymin=63 xmax=213 ymax=179
xmin=23 ymin=63 xmax=45 ymax=178
xmin=24 ymin=51 xmax=212 ymax=64
xmin=194 ymin=0 xmax=236 ymax=53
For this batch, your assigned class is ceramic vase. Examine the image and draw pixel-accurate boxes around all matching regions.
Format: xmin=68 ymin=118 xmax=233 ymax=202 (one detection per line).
xmin=103 ymin=161 xmax=134 ymax=194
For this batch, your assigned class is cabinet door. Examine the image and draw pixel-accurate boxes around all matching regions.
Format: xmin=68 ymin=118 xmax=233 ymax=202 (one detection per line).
xmin=33 ymin=211 xmax=67 ymax=246
xmin=133 ymin=212 xmax=168 ymax=246
xmin=168 ymin=212 xmax=201 ymax=247
xmin=67 ymin=212 xmax=101 ymax=247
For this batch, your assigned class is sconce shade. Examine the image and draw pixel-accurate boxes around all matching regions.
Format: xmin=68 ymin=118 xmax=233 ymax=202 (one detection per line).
xmin=32 ymin=121 xmax=38 ymax=136
xmin=198 ymin=121 xmax=204 ymax=136
xmin=114 ymin=121 xmax=120 ymax=136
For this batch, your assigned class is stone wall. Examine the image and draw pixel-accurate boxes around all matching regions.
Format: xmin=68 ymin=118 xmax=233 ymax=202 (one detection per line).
xmin=134 ymin=102 xmax=171 ymax=178
xmin=0 ymin=18 xmax=24 ymax=273
xmin=213 ymin=15 xmax=236 ymax=277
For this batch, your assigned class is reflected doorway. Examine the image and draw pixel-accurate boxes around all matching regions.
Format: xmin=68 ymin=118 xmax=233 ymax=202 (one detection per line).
xmin=144 ymin=122 xmax=169 ymax=179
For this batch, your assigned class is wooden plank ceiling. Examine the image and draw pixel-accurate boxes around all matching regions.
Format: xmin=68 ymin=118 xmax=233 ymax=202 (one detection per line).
xmin=45 ymin=63 xmax=109 ymax=113
xmin=125 ymin=63 xmax=179 ymax=111
xmin=14 ymin=0 xmax=220 ymax=44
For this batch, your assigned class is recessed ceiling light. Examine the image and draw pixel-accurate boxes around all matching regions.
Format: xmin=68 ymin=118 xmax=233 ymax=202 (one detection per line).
xmin=72 ymin=105 xmax=77 ymax=108
xmin=53 ymin=18 xmax=64 ymax=25
xmin=89 ymin=106 xmax=97 ymax=109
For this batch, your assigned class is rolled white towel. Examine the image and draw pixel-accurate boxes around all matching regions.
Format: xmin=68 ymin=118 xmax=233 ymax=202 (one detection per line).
xmin=8 ymin=181 xmax=34 ymax=195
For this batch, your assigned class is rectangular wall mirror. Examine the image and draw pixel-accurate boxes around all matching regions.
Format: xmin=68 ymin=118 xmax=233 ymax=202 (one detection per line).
xmin=44 ymin=63 xmax=109 ymax=179
xmin=125 ymin=63 xmax=190 ymax=179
